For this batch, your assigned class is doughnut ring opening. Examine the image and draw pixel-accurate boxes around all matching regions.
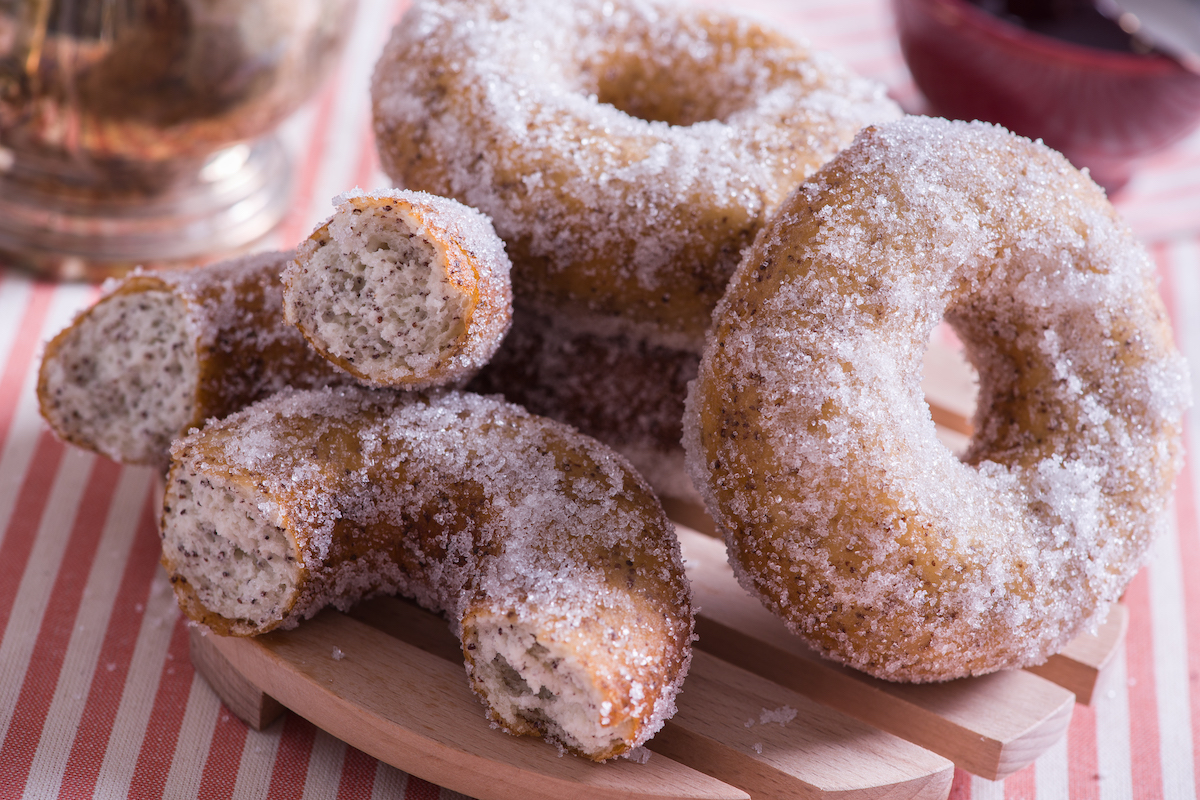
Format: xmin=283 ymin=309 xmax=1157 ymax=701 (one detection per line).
xmin=684 ymin=117 xmax=1189 ymax=682
xmin=371 ymin=0 xmax=901 ymax=349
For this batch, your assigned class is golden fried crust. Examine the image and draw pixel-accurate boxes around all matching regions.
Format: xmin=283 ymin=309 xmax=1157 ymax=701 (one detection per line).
xmin=685 ymin=118 xmax=1189 ymax=682
xmin=182 ymin=257 xmax=346 ymax=427
xmin=371 ymin=0 xmax=901 ymax=348
xmin=161 ymin=387 xmax=692 ymax=758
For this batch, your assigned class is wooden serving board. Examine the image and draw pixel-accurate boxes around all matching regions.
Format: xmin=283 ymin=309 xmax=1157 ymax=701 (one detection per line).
xmin=189 ymin=519 xmax=1125 ymax=800
xmin=188 ymin=346 xmax=1127 ymax=798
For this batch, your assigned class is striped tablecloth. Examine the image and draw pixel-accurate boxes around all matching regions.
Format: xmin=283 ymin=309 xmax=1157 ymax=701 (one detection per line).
xmin=4 ymin=0 xmax=1200 ymax=797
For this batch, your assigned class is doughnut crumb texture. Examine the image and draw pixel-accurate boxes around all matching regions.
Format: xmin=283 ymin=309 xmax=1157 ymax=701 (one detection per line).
xmin=371 ymin=0 xmax=901 ymax=348
xmin=684 ymin=117 xmax=1190 ymax=682
xmin=464 ymin=612 xmax=642 ymax=758
xmin=37 ymin=251 xmax=345 ymax=469
xmin=161 ymin=386 xmax=692 ymax=760
xmin=165 ymin=472 xmax=298 ymax=628
xmin=284 ymin=190 xmax=512 ymax=389
xmin=38 ymin=289 xmax=197 ymax=465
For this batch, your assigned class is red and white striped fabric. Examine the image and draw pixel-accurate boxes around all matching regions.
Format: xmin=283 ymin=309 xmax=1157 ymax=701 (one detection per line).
xmin=4 ymin=0 xmax=1200 ymax=797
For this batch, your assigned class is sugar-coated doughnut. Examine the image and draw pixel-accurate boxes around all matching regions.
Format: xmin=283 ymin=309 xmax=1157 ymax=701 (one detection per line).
xmin=371 ymin=0 xmax=901 ymax=349
xmin=684 ymin=117 xmax=1190 ymax=682
xmin=469 ymin=306 xmax=700 ymax=504
xmin=161 ymin=386 xmax=692 ymax=760
xmin=38 ymin=252 xmax=344 ymax=470
xmin=283 ymin=190 xmax=512 ymax=389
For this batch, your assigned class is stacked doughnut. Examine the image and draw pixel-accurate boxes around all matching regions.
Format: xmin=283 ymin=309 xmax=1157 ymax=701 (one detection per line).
xmin=373 ymin=0 xmax=902 ymax=499
xmin=468 ymin=310 xmax=702 ymax=504
xmin=684 ymin=117 xmax=1189 ymax=681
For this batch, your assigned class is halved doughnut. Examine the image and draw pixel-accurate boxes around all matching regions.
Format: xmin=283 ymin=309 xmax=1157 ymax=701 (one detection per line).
xmin=37 ymin=251 xmax=343 ymax=469
xmin=161 ymin=386 xmax=693 ymax=759
xmin=283 ymin=190 xmax=512 ymax=389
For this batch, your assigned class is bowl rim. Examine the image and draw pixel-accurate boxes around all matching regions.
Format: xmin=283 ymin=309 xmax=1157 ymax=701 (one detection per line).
xmin=897 ymin=0 xmax=1191 ymax=76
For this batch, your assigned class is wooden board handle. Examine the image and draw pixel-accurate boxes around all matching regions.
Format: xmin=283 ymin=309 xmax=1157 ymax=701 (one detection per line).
xmin=192 ymin=610 xmax=749 ymax=800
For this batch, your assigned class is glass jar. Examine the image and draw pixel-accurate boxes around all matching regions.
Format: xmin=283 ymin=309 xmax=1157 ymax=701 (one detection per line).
xmin=0 ymin=0 xmax=356 ymax=279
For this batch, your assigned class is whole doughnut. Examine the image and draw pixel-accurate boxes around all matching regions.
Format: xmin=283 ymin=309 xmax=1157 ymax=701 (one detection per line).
xmin=683 ymin=117 xmax=1190 ymax=682
xmin=371 ymin=0 xmax=901 ymax=349
xmin=162 ymin=386 xmax=692 ymax=759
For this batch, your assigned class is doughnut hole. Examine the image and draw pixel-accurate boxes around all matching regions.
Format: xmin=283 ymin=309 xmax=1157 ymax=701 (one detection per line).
xmin=921 ymin=323 xmax=978 ymax=456
xmin=161 ymin=470 xmax=300 ymax=632
xmin=945 ymin=289 xmax=1166 ymax=474
xmin=586 ymin=14 xmax=778 ymax=125
xmin=38 ymin=290 xmax=198 ymax=467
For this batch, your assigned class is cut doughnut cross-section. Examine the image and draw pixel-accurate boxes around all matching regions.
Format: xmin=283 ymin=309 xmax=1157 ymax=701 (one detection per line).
xmin=283 ymin=190 xmax=512 ymax=390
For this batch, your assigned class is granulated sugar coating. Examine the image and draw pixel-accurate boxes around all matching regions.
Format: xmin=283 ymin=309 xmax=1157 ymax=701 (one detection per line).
xmin=161 ymin=386 xmax=692 ymax=760
xmin=37 ymin=251 xmax=345 ymax=470
xmin=684 ymin=117 xmax=1190 ymax=682
xmin=283 ymin=190 xmax=513 ymax=389
xmin=468 ymin=305 xmax=701 ymax=503
xmin=370 ymin=0 xmax=901 ymax=350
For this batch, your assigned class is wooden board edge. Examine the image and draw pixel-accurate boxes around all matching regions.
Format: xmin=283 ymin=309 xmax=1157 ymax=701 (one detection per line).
xmin=928 ymin=401 xmax=973 ymax=437
xmin=989 ymin=692 xmax=1075 ymax=781
xmin=189 ymin=624 xmax=285 ymax=731
xmin=654 ymin=650 xmax=955 ymax=800
xmin=352 ymin=595 xmax=955 ymax=800
xmin=650 ymin=720 xmax=953 ymax=800
xmin=201 ymin=611 xmax=748 ymax=800
xmin=1024 ymin=603 xmax=1129 ymax=705
xmin=692 ymin=614 xmax=1072 ymax=782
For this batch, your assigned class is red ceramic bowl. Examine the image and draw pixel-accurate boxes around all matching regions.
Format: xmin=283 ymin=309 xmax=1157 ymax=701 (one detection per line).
xmin=893 ymin=0 xmax=1200 ymax=191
